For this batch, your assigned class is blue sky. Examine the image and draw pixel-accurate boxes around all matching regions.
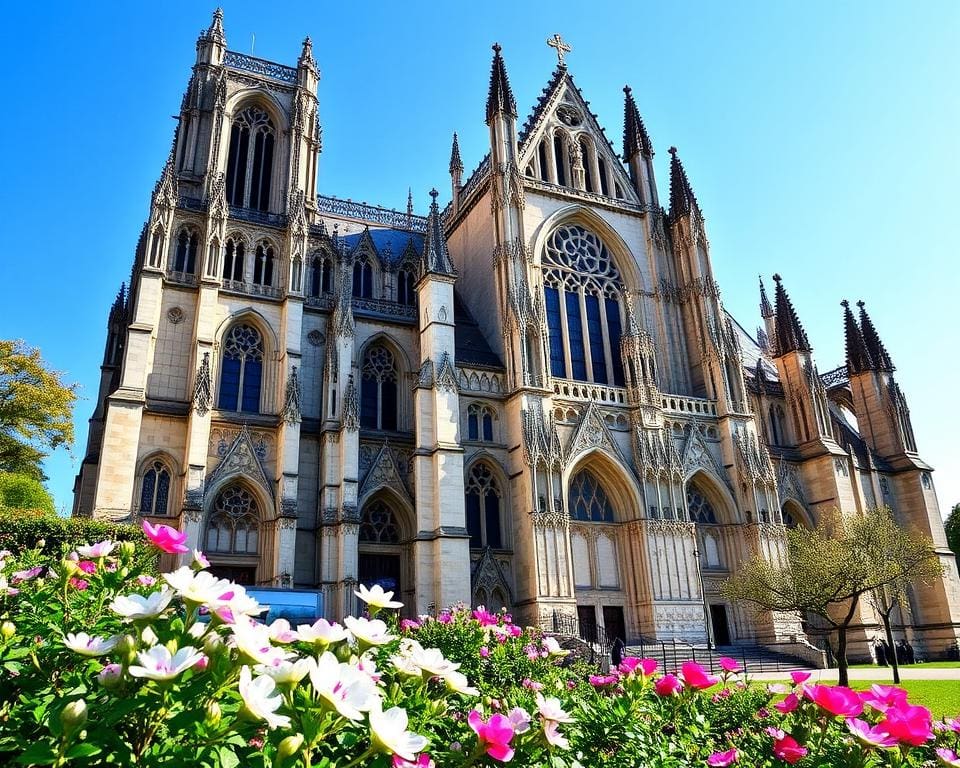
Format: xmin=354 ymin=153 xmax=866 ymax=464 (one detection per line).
xmin=1 ymin=2 xmax=957 ymax=516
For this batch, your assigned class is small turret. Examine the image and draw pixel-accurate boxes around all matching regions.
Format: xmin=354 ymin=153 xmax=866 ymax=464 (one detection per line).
xmin=771 ymin=274 xmax=811 ymax=356
xmin=759 ymin=275 xmax=773 ymax=319
xmin=297 ymin=36 xmax=319 ymax=90
xmin=622 ymin=86 xmax=656 ymax=205
xmin=449 ymin=132 xmax=463 ymax=213
xmin=842 ymin=300 xmax=873 ymax=374
xmin=422 ymin=189 xmax=456 ymax=276
xmin=485 ymin=43 xmax=517 ymax=124
xmin=196 ymin=8 xmax=226 ymax=66
xmin=667 ymin=147 xmax=698 ymax=219
xmin=857 ymin=301 xmax=895 ymax=372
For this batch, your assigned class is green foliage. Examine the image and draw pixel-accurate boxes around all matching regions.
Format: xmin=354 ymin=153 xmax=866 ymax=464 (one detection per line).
xmin=0 ymin=509 xmax=149 ymax=565
xmin=0 ymin=472 xmax=55 ymax=514
xmin=0 ymin=339 xmax=78 ymax=480
xmin=946 ymin=504 xmax=960 ymax=564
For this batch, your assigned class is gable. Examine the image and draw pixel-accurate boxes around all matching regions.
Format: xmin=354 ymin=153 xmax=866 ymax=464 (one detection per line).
xmin=517 ymin=71 xmax=638 ymax=204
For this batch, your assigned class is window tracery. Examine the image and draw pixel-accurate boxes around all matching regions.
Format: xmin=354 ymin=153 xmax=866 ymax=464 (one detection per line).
xmin=310 ymin=254 xmax=333 ymax=297
xmin=253 ymin=242 xmax=275 ymax=286
xmin=397 ymin=267 xmax=416 ymax=306
xmin=218 ymin=324 xmax=264 ymax=413
xmin=687 ymin=483 xmax=719 ymax=524
xmin=139 ymin=459 xmax=171 ymax=516
xmin=173 ymin=227 xmax=200 ymax=274
xmin=360 ymin=500 xmax=401 ymax=544
xmin=543 ymin=225 xmax=625 ymax=385
xmin=360 ymin=345 xmax=398 ymax=431
xmin=466 ymin=463 xmax=503 ymax=548
xmin=353 ymin=258 xmax=374 ymax=299
xmin=206 ymin=485 xmax=259 ymax=554
xmin=568 ymin=469 xmax=615 ymax=522
xmin=223 ymin=237 xmax=245 ymax=282
xmin=225 ymin=106 xmax=275 ymax=212
xmin=467 ymin=403 xmax=496 ymax=442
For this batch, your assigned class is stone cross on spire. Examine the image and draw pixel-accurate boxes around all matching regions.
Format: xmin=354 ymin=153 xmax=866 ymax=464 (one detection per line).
xmin=546 ymin=34 xmax=571 ymax=67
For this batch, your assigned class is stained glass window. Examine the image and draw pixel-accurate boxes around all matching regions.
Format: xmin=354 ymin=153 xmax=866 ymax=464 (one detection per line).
xmin=568 ymin=470 xmax=615 ymax=522
xmin=360 ymin=345 xmax=398 ymax=431
xmin=687 ymin=483 xmax=719 ymax=524
xmin=226 ymin=107 xmax=275 ymax=212
xmin=465 ymin=463 xmax=502 ymax=548
xmin=139 ymin=460 xmax=171 ymax=515
xmin=360 ymin=501 xmax=401 ymax=543
xmin=218 ymin=324 xmax=264 ymax=413
xmin=206 ymin=485 xmax=259 ymax=554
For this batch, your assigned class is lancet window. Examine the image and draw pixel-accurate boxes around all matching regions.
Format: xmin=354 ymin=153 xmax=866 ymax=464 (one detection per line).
xmin=218 ymin=324 xmax=264 ymax=413
xmin=310 ymin=254 xmax=333 ymax=297
xmin=467 ymin=403 xmax=495 ymax=442
xmin=465 ymin=463 xmax=503 ymax=549
xmin=206 ymin=485 xmax=259 ymax=555
xmin=223 ymin=238 xmax=245 ymax=282
xmin=225 ymin=106 xmax=275 ymax=212
xmin=397 ymin=268 xmax=416 ymax=306
xmin=173 ymin=228 xmax=200 ymax=274
xmin=253 ymin=242 xmax=275 ymax=287
xmin=139 ymin=459 xmax=171 ymax=516
xmin=568 ymin=469 xmax=615 ymax=522
xmin=542 ymin=224 xmax=625 ymax=385
xmin=360 ymin=345 xmax=398 ymax=431
xmin=353 ymin=259 xmax=374 ymax=299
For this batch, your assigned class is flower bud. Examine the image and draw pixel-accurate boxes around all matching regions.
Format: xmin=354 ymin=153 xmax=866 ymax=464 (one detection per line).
xmin=60 ymin=699 xmax=88 ymax=731
xmin=204 ymin=700 xmax=222 ymax=727
xmin=117 ymin=633 xmax=137 ymax=655
xmin=274 ymin=734 xmax=305 ymax=766
xmin=61 ymin=558 xmax=80 ymax=577
xmin=98 ymin=663 xmax=123 ymax=689
xmin=1 ymin=621 xmax=15 ymax=640
xmin=141 ymin=626 xmax=159 ymax=647
xmin=36 ymin=539 xmax=45 ymax=549
xmin=203 ymin=632 xmax=224 ymax=657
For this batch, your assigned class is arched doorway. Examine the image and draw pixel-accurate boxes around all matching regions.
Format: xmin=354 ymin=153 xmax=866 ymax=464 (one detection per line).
xmin=357 ymin=496 xmax=412 ymax=609
xmin=686 ymin=472 xmax=735 ymax=645
xmin=204 ymin=483 xmax=264 ymax=585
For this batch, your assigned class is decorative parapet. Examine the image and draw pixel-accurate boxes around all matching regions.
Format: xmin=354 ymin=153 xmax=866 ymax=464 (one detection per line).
xmin=660 ymin=394 xmax=717 ymax=417
xmin=551 ymin=378 xmax=627 ymax=406
xmin=221 ymin=280 xmax=284 ymax=300
xmin=223 ymin=50 xmax=297 ymax=83
xmin=316 ymin=195 xmax=428 ymax=233
xmin=351 ymin=297 xmax=417 ymax=321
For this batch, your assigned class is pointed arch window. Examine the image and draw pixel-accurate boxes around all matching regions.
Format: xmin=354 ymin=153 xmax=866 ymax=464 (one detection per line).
xmin=218 ymin=324 xmax=264 ymax=413
xmin=206 ymin=485 xmax=259 ymax=555
xmin=139 ymin=459 xmax=171 ymax=515
xmin=310 ymin=254 xmax=333 ymax=297
xmin=568 ymin=469 xmax=615 ymax=522
xmin=687 ymin=482 xmax=719 ymax=524
xmin=397 ymin=268 xmax=416 ymax=306
xmin=553 ymin=133 xmax=568 ymax=187
xmin=360 ymin=345 xmax=397 ymax=431
xmin=173 ymin=228 xmax=200 ymax=274
xmin=466 ymin=463 xmax=503 ymax=548
xmin=253 ymin=243 xmax=275 ymax=287
xmin=360 ymin=500 xmax=401 ymax=543
xmin=542 ymin=225 xmax=625 ymax=386
xmin=225 ymin=106 xmax=275 ymax=212
xmin=353 ymin=259 xmax=374 ymax=299
xmin=223 ymin=238 xmax=245 ymax=283
xmin=580 ymin=137 xmax=595 ymax=193
xmin=149 ymin=227 xmax=164 ymax=268
xmin=467 ymin=403 xmax=495 ymax=442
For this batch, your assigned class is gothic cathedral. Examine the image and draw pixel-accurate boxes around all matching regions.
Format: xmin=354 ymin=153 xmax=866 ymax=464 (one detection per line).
xmin=74 ymin=11 xmax=960 ymax=657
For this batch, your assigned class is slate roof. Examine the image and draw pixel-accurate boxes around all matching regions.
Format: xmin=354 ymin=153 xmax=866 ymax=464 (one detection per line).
xmin=340 ymin=228 xmax=423 ymax=266
xmin=454 ymin=292 xmax=503 ymax=369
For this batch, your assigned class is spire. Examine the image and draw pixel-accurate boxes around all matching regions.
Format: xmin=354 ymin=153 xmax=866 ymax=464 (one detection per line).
xmin=109 ymin=283 xmax=127 ymax=325
xmin=406 ymin=188 xmax=413 ymax=217
xmin=298 ymin=36 xmax=317 ymax=72
xmin=622 ymin=86 xmax=653 ymax=159
xmin=857 ymin=300 xmax=895 ymax=372
xmin=205 ymin=8 xmax=226 ymax=46
xmin=842 ymin=300 xmax=873 ymax=374
xmin=667 ymin=147 xmax=698 ymax=218
xmin=485 ymin=43 xmax=517 ymax=124
xmin=759 ymin=275 xmax=773 ymax=319
xmin=771 ymin=274 xmax=811 ymax=355
xmin=421 ymin=189 xmax=456 ymax=276
xmin=449 ymin=132 xmax=464 ymax=175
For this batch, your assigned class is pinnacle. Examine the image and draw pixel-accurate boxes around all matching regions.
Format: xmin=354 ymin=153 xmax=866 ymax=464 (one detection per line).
xmin=759 ymin=275 xmax=773 ymax=319
xmin=843 ymin=299 xmax=873 ymax=374
xmin=771 ymin=274 xmax=811 ymax=356
xmin=857 ymin=300 xmax=895 ymax=372
xmin=449 ymin=132 xmax=463 ymax=175
xmin=667 ymin=146 xmax=698 ymax=219
xmin=422 ymin=187 xmax=455 ymax=276
xmin=485 ymin=42 xmax=517 ymax=124
xmin=623 ymin=84 xmax=653 ymax=160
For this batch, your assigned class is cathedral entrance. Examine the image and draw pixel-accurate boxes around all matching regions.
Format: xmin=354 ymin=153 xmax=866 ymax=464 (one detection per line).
xmin=710 ymin=604 xmax=731 ymax=646
xmin=358 ymin=553 xmax=401 ymax=595
xmin=357 ymin=497 xmax=412 ymax=610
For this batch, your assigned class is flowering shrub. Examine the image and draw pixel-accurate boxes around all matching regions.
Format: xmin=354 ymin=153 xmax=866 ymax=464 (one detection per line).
xmin=0 ymin=526 xmax=959 ymax=766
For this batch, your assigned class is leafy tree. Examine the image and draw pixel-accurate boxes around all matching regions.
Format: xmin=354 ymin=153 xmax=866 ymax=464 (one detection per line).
xmin=0 ymin=339 xmax=77 ymax=480
xmin=946 ymin=503 xmax=960 ymax=566
xmin=722 ymin=507 xmax=941 ymax=686
xmin=0 ymin=472 xmax=55 ymax=515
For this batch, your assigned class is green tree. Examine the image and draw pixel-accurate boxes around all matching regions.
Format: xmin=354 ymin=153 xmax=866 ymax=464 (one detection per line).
xmin=946 ymin=503 xmax=960 ymax=566
xmin=0 ymin=340 xmax=77 ymax=480
xmin=722 ymin=507 xmax=941 ymax=686
xmin=0 ymin=472 xmax=55 ymax=515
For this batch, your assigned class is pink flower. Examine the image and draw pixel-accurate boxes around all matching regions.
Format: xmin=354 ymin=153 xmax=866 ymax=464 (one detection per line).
xmin=543 ymin=719 xmax=569 ymax=749
xmin=437 ymin=613 xmax=453 ymax=624
xmin=11 ymin=566 xmax=43 ymax=583
xmin=774 ymin=693 xmax=799 ymax=714
xmin=654 ymin=674 xmax=683 ymax=697
xmin=718 ymin=657 xmax=741 ymax=673
xmin=467 ymin=710 xmax=515 ymax=762
xmin=392 ymin=755 xmax=434 ymax=768
xmin=880 ymin=704 xmax=933 ymax=746
xmin=680 ymin=661 xmax=719 ymax=690
xmin=707 ymin=748 xmax=738 ymax=766
xmin=771 ymin=734 xmax=807 ymax=764
xmin=589 ymin=673 xmax=619 ymax=687
xmin=941 ymin=718 xmax=960 ymax=733
xmin=845 ymin=717 xmax=897 ymax=748
xmin=789 ymin=671 xmax=811 ymax=685
xmin=804 ymin=685 xmax=863 ymax=718
xmin=522 ymin=678 xmax=544 ymax=691
xmin=937 ymin=748 xmax=960 ymax=767
xmin=77 ymin=560 xmax=97 ymax=575
xmin=860 ymin=684 xmax=909 ymax=713
xmin=472 ymin=608 xmax=498 ymax=627
xmin=619 ymin=657 xmax=657 ymax=677
xmin=69 ymin=577 xmax=89 ymax=591
xmin=479 ymin=646 xmax=490 ymax=658
xmin=137 ymin=575 xmax=157 ymax=587
xmin=400 ymin=619 xmax=421 ymax=632
xmin=506 ymin=707 xmax=531 ymax=734
xmin=507 ymin=625 xmax=522 ymax=638
xmin=142 ymin=521 xmax=189 ymax=554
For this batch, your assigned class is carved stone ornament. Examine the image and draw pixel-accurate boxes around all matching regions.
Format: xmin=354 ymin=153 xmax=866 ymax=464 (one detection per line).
xmin=531 ymin=509 xmax=570 ymax=530
xmin=282 ymin=365 xmax=302 ymax=424
xmin=342 ymin=374 xmax=360 ymax=430
xmin=204 ymin=425 xmax=273 ymax=499
xmin=435 ymin=352 xmax=459 ymax=393
xmin=566 ymin=400 xmax=626 ymax=466
xmin=681 ymin=421 xmax=725 ymax=480
xmin=358 ymin=442 xmax=412 ymax=506
xmin=307 ymin=329 xmax=325 ymax=347
xmin=167 ymin=307 xmax=184 ymax=324
xmin=193 ymin=352 xmax=212 ymax=416
xmin=471 ymin=547 xmax=513 ymax=604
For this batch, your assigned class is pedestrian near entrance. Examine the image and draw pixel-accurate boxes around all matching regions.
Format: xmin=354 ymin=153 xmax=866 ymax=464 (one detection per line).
xmin=874 ymin=639 xmax=887 ymax=666
xmin=611 ymin=636 xmax=625 ymax=668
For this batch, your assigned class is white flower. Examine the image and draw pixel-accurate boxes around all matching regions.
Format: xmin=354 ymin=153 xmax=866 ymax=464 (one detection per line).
xmin=308 ymin=652 xmax=380 ymax=721
xmin=268 ymin=618 xmax=298 ymax=644
xmin=213 ymin=584 xmax=265 ymax=619
xmin=543 ymin=719 xmax=569 ymax=749
xmin=128 ymin=644 xmax=203 ymax=680
xmin=344 ymin=616 xmax=395 ymax=647
xmin=443 ymin=669 xmax=479 ymax=697
xmin=141 ymin=626 xmax=159 ymax=647
xmin=231 ymin=618 xmax=290 ymax=666
xmin=188 ymin=621 xmax=208 ymax=640
xmin=77 ymin=540 xmax=115 ymax=558
xmin=255 ymin=658 xmax=312 ymax=686
xmin=296 ymin=618 xmax=349 ymax=646
xmin=409 ymin=646 xmax=459 ymax=678
xmin=238 ymin=665 xmax=291 ymax=730
xmin=541 ymin=636 xmax=569 ymax=657
xmin=64 ymin=632 xmax=119 ymax=656
xmin=192 ymin=549 xmax=210 ymax=569
xmin=391 ymin=653 xmax=423 ymax=678
xmin=536 ymin=692 xmax=574 ymax=723
xmin=163 ymin=567 xmax=234 ymax=605
xmin=369 ymin=704 xmax=429 ymax=761
xmin=355 ymin=583 xmax=404 ymax=610
xmin=110 ymin=590 xmax=174 ymax=620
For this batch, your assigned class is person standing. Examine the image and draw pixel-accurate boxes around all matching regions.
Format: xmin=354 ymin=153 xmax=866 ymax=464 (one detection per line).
xmin=874 ymin=639 xmax=887 ymax=666
xmin=611 ymin=636 xmax=625 ymax=668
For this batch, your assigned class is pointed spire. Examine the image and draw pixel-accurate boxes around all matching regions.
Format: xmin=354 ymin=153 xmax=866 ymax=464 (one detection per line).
xmin=485 ymin=43 xmax=517 ymax=124
xmin=205 ymin=8 xmax=226 ymax=45
xmin=298 ymin=36 xmax=317 ymax=71
xmin=667 ymin=147 xmax=698 ymax=219
xmin=759 ymin=275 xmax=773 ymax=319
xmin=421 ymin=189 xmax=456 ymax=276
xmin=449 ymin=132 xmax=464 ymax=175
xmin=406 ymin=188 xmax=413 ymax=220
xmin=622 ymin=86 xmax=653 ymax=159
xmin=842 ymin=300 xmax=873 ymax=374
xmin=771 ymin=274 xmax=811 ymax=355
xmin=857 ymin=300 xmax=895 ymax=372
xmin=109 ymin=283 xmax=127 ymax=324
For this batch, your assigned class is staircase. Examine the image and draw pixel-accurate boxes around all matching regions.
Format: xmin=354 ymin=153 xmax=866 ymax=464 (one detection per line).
xmin=624 ymin=639 xmax=817 ymax=675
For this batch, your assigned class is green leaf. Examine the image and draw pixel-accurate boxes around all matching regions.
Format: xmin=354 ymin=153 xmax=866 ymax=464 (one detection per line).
xmin=217 ymin=745 xmax=241 ymax=768
xmin=14 ymin=741 xmax=57 ymax=765
xmin=65 ymin=743 xmax=102 ymax=758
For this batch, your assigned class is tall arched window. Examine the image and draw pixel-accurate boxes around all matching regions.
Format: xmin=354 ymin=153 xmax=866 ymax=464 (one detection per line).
xmin=225 ymin=106 xmax=275 ymax=212
xmin=139 ymin=459 xmax=171 ymax=515
xmin=218 ymin=324 xmax=264 ymax=413
xmin=543 ymin=225 xmax=625 ymax=385
xmin=149 ymin=227 xmax=164 ymax=268
xmin=568 ymin=469 xmax=615 ymax=522
xmin=253 ymin=243 xmax=275 ymax=286
xmin=173 ymin=228 xmax=199 ymax=274
xmin=353 ymin=259 xmax=374 ymax=299
xmin=310 ymin=255 xmax=332 ymax=297
xmin=360 ymin=345 xmax=398 ymax=430
xmin=223 ymin=238 xmax=245 ymax=283
xmin=687 ymin=481 xmax=719 ymax=524
xmin=580 ymin=137 xmax=595 ymax=193
xmin=359 ymin=501 xmax=401 ymax=544
xmin=553 ymin=133 xmax=568 ymax=187
xmin=467 ymin=403 xmax=495 ymax=442
xmin=206 ymin=485 xmax=259 ymax=554
xmin=465 ymin=463 xmax=502 ymax=549
xmin=397 ymin=268 xmax=415 ymax=306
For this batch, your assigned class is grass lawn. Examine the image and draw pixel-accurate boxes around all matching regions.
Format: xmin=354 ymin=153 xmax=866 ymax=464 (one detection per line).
xmin=850 ymin=661 xmax=960 ymax=669
xmin=849 ymin=680 xmax=960 ymax=719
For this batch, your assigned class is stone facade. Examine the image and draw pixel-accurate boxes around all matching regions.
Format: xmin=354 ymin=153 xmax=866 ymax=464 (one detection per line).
xmin=73 ymin=14 xmax=960 ymax=657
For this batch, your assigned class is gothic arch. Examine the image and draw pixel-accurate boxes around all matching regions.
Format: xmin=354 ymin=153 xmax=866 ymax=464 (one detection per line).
xmin=464 ymin=455 xmax=510 ymax=549
xmin=685 ymin=469 xmax=737 ymax=525
xmin=202 ymin=476 xmax=275 ymax=585
xmin=360 ymin=488 xmax=415 ymax=542
xmin=781 ymin=499 xmax=812 ymax=530
xmin=224 ymin=90 xmax=290 ymax=133
xmin=214 ymin=308 xmax=279 ymax=353
xmin=355 ymin=332 xmax=413 ymax=377
xmin=563 ymin=449 xmax=643 ymax=523
xmin=530 ymin=204 xmax=646 ymax=294
xmin=214 ymin=312 xmax=278 ymax=415
xmin=133 ymin=451 xmax=180 ymax=517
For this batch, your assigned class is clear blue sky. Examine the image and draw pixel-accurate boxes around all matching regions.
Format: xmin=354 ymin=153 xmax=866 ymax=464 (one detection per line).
xmin=1 ymin=2 xmax=957 ymax=517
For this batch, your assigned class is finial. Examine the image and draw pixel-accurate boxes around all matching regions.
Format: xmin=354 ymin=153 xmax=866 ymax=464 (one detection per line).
xmin=429 ymin=188 xmax=439 ymax=203
xmin=546 ymin=34 xmax=572 ymax=67
xmin=856 ymin=300 xmax=865 ymax=309
xmin=492 ymin=42 xmax=501 ymax=54
xmin=668 ymin=146 xmax=678 ymax=156
xmin=841 ymin=299 xmax=849 ymax=308
xmin=623 ymin=85 xmax=632 ymax=95
xmin=406 ymin=188 xmax=413 ymax=217
xmin=772 ymin=273 xmax=782 ymax=283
